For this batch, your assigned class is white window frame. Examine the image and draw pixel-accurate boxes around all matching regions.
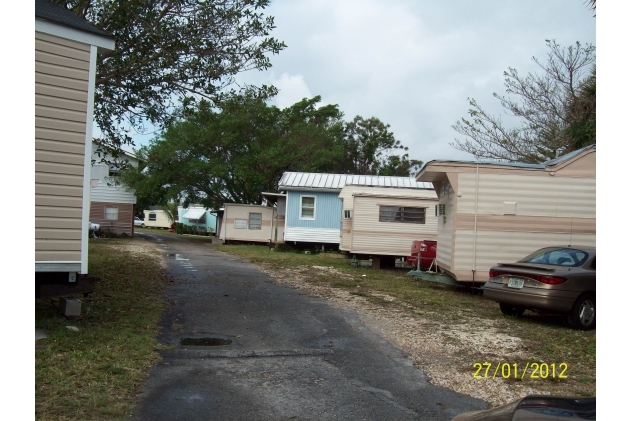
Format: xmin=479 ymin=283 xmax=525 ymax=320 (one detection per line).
xmin=104 ymin=206 xmax=119 ymax=221
xmin=300 ymin=195 xmax=316 ymax=220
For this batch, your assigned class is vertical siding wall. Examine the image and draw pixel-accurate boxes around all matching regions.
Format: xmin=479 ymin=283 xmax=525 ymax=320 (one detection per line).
xmin=35 ymin=32 xmax=90 ymax=262
xmin=285 ymin=191 xmax=342 ymax=243
xmin=286 ymin=191 xmax=342 ymax=228
xmin=89 ymin=202 xmax=134 ymax=236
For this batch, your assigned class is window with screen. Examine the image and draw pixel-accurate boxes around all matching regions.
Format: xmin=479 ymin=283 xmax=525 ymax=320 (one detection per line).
xmin=300 ymin=196 xmax=316 ymax=219
xmin=104 ymin=207 xmax=119 ymax=220
xmin=249 ymin=213 xmax=262 ymax=230
xmin=379 ymin=206 xmax=425 ymax=224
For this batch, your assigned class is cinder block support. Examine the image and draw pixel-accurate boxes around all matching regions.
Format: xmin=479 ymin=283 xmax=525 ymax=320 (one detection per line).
xmin=59 ymin=298 xmax=82 ymax=318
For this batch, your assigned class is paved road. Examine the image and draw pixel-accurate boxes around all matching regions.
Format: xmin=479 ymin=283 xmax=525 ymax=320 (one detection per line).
xmin=132 ymin=232 xmax=488 ymax=420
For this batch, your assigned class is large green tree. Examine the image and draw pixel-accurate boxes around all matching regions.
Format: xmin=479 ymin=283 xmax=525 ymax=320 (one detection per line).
xmin=451 ymin=40 xmax=595 ymax=163
xmin=122 ymin=95 xmax=423 ymax=209
xmin=122 ymin=95 xmax=346 ymax=209
xmin=342 ymin=116 xmax=423 ymax=176
xmin=55 ymin=0 xmax=286 ymax=157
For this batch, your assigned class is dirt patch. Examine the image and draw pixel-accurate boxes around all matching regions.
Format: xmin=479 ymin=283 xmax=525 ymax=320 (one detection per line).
xmin=257 ymin=263 xmax=581 ymax=407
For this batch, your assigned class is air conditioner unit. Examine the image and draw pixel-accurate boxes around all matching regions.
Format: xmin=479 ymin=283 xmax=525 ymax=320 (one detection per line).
xmin=435 ymin=204 xmax=446 ymax=216
xmin=343 ymin=209 xmax=352 ymax=219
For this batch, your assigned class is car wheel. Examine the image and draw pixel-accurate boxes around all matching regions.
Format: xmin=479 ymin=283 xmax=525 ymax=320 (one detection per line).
xmin=499 ymin=302 xmax=525 ymax=317
xmin=567 ymin=293 xmax=595 ymax=330
xmin=141 ymin=223 xmax=145 ymax=228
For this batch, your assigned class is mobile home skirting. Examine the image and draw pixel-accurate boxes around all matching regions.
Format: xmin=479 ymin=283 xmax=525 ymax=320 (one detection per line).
xmin=284 ymin=227 xmax=341 ymax=244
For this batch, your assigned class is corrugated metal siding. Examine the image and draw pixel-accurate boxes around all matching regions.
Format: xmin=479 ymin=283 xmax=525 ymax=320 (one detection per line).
xmin=349 ymin=196 xmax=438 ymax=255
xmin=453 ymin=230 xmax=596 ymax=274
xmin=90 ymin=177 xmax=137 ymax=204
xmin=457 ymin=173 xmax=596 ymax=218
xmin=35 ymin=31 xmax=90 ymax=262
xmin=284 ymin=227 xmax=341 ymax=243
xmin=286 ymin=191 xmax=342 ymax=229
xmin=90 ymin=202 xmax=134 ymax=236
xmin=279 ymin=172 xmax=433 ymax=189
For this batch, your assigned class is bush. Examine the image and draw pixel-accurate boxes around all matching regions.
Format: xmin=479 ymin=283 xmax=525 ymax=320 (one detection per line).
xmin=174 ymin=222 xmax=212 ymax=236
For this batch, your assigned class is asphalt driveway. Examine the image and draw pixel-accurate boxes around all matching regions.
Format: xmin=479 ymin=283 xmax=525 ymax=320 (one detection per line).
xmin=132 ymin=232 xmax=488 ymax=420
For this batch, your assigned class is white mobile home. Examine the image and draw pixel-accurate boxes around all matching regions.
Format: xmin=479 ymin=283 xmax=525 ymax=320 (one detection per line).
xmin=143 ymin=209 xmax=172 ymax=229
xmin=35 ymin=0 xmax=114 ymax=294
xmin=339 ymin=185 xmax=438 ymax=257
xmin=415 ymin=145 xmax=596 ymax=284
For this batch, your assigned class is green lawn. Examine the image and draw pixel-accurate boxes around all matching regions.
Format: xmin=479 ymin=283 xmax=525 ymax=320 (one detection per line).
xmin=35 ymin=238 xmax=170 ymax=420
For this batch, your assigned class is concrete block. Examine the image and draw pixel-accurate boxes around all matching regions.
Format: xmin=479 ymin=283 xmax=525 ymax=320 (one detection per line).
xmin=59 ymin=297 xmax=82 ymax=318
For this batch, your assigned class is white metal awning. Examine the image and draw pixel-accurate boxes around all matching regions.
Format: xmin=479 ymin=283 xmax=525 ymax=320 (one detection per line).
xmin=183 ymin=208 xmax=206 ymax=220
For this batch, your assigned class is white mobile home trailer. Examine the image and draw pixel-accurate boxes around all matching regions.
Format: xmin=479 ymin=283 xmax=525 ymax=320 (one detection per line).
xmin=35 ymin=0 xmax=114 ymax=296
xmin=338 ymin=185 xmax=438 ymax=257
xmin=143 ymin=209 xmax=172 ymax=229
xmin=415 ymin=145 xmax=596 ymax=284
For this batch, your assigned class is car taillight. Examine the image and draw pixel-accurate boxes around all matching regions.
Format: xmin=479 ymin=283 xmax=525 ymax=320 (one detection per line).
xmin=489 ymin=269 xmax=505 ymax=278
xmin=539 ymin=275 xmax=567 ymax=285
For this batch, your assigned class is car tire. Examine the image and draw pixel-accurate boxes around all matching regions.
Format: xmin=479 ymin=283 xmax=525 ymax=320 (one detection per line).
xmin=141 ymin=223 xmax=145 ymax=228
xmin=499 ymin=302 xmax=525 ymax=317
xmin=567 ymin=293 xmax=595 ymax=330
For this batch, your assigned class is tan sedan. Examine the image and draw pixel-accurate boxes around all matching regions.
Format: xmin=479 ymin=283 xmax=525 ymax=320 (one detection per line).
xmin=483 ymin=246 xmax=596 ymax=330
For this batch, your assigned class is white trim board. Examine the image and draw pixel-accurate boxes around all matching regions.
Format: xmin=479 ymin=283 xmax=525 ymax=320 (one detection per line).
xmin=36 ymin=19 xmax=115 ymax=50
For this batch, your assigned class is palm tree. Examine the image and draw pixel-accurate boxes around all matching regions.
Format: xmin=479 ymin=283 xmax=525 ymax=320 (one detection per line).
xmin=159 ymin=201 xmax=179 ymax=230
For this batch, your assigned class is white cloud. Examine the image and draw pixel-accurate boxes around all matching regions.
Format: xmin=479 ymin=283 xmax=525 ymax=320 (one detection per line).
xmin=268 ymin=73 xmax=313 ymax=109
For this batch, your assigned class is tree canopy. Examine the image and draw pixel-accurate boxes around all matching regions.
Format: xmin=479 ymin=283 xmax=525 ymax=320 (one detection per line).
xmin=122 ymin=95 xmax=422 ymax=209
xmin=451 ymin=40 xmax=595 ymax=163
xmin=342 ymin=116 xmax=422 ymax=176
xmin=55 ymin=0 xmax=286 ymax=157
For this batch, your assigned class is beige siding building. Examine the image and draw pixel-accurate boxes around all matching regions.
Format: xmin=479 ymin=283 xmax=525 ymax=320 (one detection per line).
xmin=416 ymin=145 xmax=596 ymax=283
xmin=143 ymin=209 xmax=173 ymax=229
xmin=219 ymin=203 xmax=284 ymax=245
xmin=339 ymin=186 xmax=438 ymax=257
xmin=35 ymin=0 xmax=114 ymax=276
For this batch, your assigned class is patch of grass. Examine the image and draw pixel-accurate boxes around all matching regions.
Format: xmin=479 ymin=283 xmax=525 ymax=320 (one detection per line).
xmin=35 ymin=238 xmax=170 ymax=420
xmin=213 ymin=244 xmax=596 ymax=397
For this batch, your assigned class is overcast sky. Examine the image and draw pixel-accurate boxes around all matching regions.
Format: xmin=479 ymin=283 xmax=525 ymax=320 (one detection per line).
xmin=129 ymin=0 xmax=596 ymax=165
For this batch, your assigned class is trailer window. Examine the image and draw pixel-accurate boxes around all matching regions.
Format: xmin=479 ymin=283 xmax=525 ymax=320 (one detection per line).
xmin=379 ymin=206 xmax=425 ymax=224
xmin=148 ymin=213 xmax=157 ymax=221
xmin=249 ymin=213 xmax=262 ymax=230
xmin=300 ymin=196 xmax=316 ymax=220
xmin=104 ymin=207 xmax=119 ymax=220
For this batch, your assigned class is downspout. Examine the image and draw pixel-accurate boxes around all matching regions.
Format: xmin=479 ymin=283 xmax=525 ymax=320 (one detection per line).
xmin=271 ymin=207 xmax=276 ymax=246
xmin=472 ymin=164 xmax=479 ymax=286
xmin=223 ymin=206 xmax=228 ymax=244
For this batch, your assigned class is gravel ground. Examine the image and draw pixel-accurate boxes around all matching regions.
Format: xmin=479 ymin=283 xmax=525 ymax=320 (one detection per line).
xmin=257 ymin=264 xmax=557 ymax=407
xmin=128 ymin=238 xmax=583 ymax=407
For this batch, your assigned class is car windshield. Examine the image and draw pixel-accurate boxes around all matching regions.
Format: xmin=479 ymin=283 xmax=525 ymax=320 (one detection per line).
xmin=520 ymin=248 xmax=589 ymax=267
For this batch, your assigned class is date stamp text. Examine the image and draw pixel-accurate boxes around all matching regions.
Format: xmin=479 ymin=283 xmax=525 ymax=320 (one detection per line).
xmin=472 ymin=362 xmax=568 ymax=380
